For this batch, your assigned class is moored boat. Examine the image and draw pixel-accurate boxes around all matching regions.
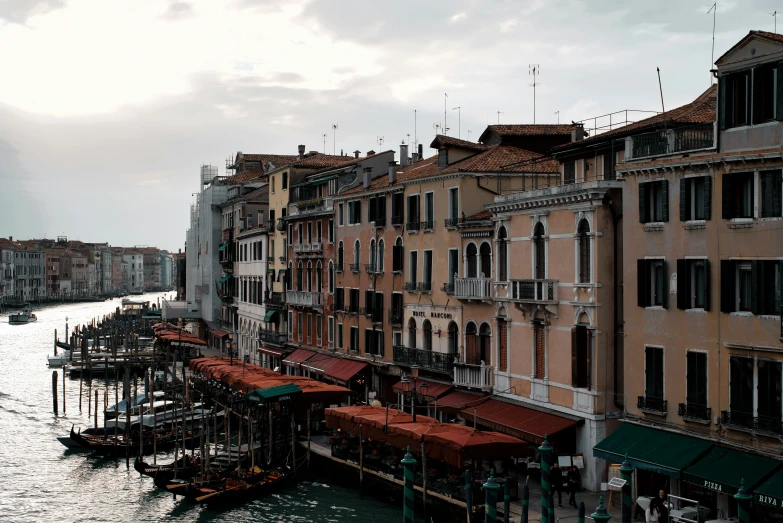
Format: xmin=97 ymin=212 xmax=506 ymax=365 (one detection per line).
xmin=196 ymin=464 xmax=295 ymax=506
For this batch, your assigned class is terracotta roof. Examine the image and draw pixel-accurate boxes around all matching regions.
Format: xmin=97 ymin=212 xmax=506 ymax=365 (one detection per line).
xmin=553 ymin=85 xmax=717 ymax=153
xmin=715 ymin=30 xmax=783 ymax=65
xmin=430 ymin=134 xmax=487 ymax=152
xmin=465 ymin=210 xmax=492 ymax=221
xmin=224 ymin=168 xmax=267 ymax=184
xmin=291 ymin=153 xmax=353 ymax=169
xmin=483 ymin=124 xmax=579 ymax=138
xmin=225 ymin=154 xmax=300 ymax=184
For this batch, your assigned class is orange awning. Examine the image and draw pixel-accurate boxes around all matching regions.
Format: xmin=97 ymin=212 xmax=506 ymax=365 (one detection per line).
xmin=304 ymin=354 xmax=368 ymax=385
xmin=460 ymin=398 xmax=580 ymax=445
xmin=282 ymin=348 xmax=316 ymax=367
xmin=436 ymin=390 xmax=489 ymax=413
xmin=392 ymin=379 xmax=453 ymax=399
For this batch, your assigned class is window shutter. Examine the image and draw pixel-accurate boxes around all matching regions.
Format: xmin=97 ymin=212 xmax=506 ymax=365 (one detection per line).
xmin=704 ymin=259 xmax=711 ymax=312
xmin=586 ymin=330 xmax=592 ymax=391
xmin=777 ymin=63 xmax=783 ymax=121
xmin=677 ymin=259 xmax=690 ymax=310
xmin=661 ymin=260 xmax=669 ymax=309
xmin=379 ymin=197 xmax=386 ymax=222
xmin=719 ymin=75 xmax=728 ymax=130
xmin=751 ymin=260 xmax=762 ymax=315
xmin=704 ymin=176 xmax=712 ymax=220
xmin=375 ymin=292 xmax=383 ymax=313
xmin=356 ymin=201 xmax=362 ymax=224
xmin=637 ymin=259 xmax=648 ymax=307
xmin=722 ymin=175 xmax=735 ymax=219
xmin=762 ymin=170 xmax=782 ymax=217
xmin=661 ymin=180 xmax=669 ymax=222
xmin=364 ymin=329 xmax=370 ymax=354
xmin=638 ymin=183 xmax=647 ymax=223
xmin=680 ymin=179 xmax=690 ymax=221
xmin=720 ymin=260 xmax=735 ymax=313
xmin=571 ymin=327 xmax=578 ymax=387
xmin=365 ymin=290 xmax=373 ymax=314
xmin=644 ymin=347 xmax=652 ymax=397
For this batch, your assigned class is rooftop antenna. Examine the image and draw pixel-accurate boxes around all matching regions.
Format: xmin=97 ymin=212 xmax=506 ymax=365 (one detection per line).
xmin=657 ymin=67 xmax=667 ymax=132
xmin=322 ymin=133 xmax=327 ymax=154
xmin=497 ymin=111 xmax=503 ymax=124
xmin=771 ymin=10 xmax=778 ymax=33
xmin=414 ymin=110 xmax=418 ymax=152
xmin=377 ymin=136 xmax=385 ymax=148
xmin=332 ymin=124 xmax=338 ymax=155
xmin=554 ymin=111 xmax=560 ymax=124
xmin=452 ymin=107 xmax=461 ymax=139
xmin=529 ymin=64 xmax=540 ymax=124
xmin=444 ymin=93 xmax=449 ymax=135
xmin=433 ymin=123 xmax=441 ymax=136
xmin=708 ymin=3 xmax=717 ymax=85
xmin=467 ymin=129 xmax=472 ymax=140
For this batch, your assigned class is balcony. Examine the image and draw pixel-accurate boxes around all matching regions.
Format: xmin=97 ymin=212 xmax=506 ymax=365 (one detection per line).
xmin=349 ymin=263 xmax=360 ymax=273
xmin=637 ymin=396 xmax=667 ymax=415
xmin=293 ymin=243 xmax=323 ymax=254
xmin=625 ymin=123 xmax=715 ymax=161
xmin=677 ymin=403 xmax=711 ymax=423
xmin=445 ymin=218 xmax=459 ymax=228
xmin=372 ymin=217 xmax=386 ymax=228
xmin=454 ymin=277 xmax=492 ymax=301
xmin=388 ymin=309 xmax=403 ymax=327
xmin=267 ymin=257 xmax=274 ymax=264
xmin=419 ymin=220 xmax=435 ymax=231
xmin=286 ymin=290 xmax=323 ymax=308
xmin=264 ymin=291 xmax=285 ymax=310
xmin=453 ymin=362 xmax=494 ymax=391
xmin=404 ymin=281 xmax=417 ymax=292
xmin=259 ymin=329 xmax=287 ymax=347
xmin=290 ymin=197 xmax=329 ymax=216
xmin=364 ymin=263 xmax=377 ymax=274
xmin=391 ymin=215 xmax=404 ymax=227
xmin=440 ymin=282 xmax=454 ymax=294
xmin=721 ymin=410 xmax=783 ymax=435
xmin=334 ymin=262 xmax=344 ymax=273
xmin=509 ymin=279 xmax=557 ymax=303
xmin=418 ymin=282 xmax=432 ymax=293
xmin=406 ymin=222 xmax=420 ymax=232
xmin=278 ymin=255 xmax=287 ymax=263
xmin=221 ymin=227 xmax=234 ymax=242
xmin=393 ymin=346 xmax=455 ymax=375
xmin=219 ymin=255 xmax=234 ymax=268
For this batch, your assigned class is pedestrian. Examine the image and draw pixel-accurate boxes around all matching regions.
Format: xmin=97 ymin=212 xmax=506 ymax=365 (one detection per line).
xmin=552 ymin=461 xmax=564 ymax=507
xmin=655 ymin=489 xmax=669 ymax=521
xmin=645 ymin=499 xmax=661 ymax=523
xmin=567 ymin=465 xmax=580 ymax=508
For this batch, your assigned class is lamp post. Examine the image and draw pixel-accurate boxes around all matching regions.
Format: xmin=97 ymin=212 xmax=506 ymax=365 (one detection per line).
xmin=400 ymin=365 xmax=429 ymax=422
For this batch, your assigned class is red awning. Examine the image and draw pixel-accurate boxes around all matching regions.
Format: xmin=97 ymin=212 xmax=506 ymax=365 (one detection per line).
xmin=460 ymin=399 xmax=580 ymax=445
xmin=437 ymin=390 xmax=489 ymax=413
xmin=258 ymin=346 xmax=286 ymax=357
xmin=282 ymin=348 xmax=315 ymax=367
xmin=211 ymin=329 xmax=229 ymax=338
xmin=392 ymin=379 xmax=453 ymax=399
xmin=321 ymin=358 xmax=367 ymax=385
xmin=300 ymin=352 xmax=335 ymax=374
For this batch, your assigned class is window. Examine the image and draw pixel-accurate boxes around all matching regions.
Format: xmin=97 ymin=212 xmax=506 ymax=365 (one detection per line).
xmin=721 ymin=260 xmax=781 ymax=315
xmin=438 ymin=148 xmax=447 ymax=168
xmin=422 ymin=320 xmax=432 ymax=351
xmin=368 ymin=196 xmax=386 ymax=225
xmin=533 ymin=320 xmax=546 ymax=378
xmin=447 ymin=322 xmax=458 ymax=356
xmin=680 ymin=176 xmax=712 ymax=221
xmin=337 ymin=241 xmax=344 ymax=267
xmin=720 ymin=70 xmax=750 ymax=129
xmin=316 ymin=315 xmax=322 ymax=344
xmin=328 ymin=262 xmax=334 ymax=293
xmin=348 ymin=201 xmax=362 ymax=225
xmin=571 ymin=324 xmax=591 ymax=389
xmin=449 ymin=187 xmax=459 ymax=221
xmin=577 ymin=220 xmax=590 ymax=283
xmin=282 ymin=172 xmax=288 ymax=190
xmin=479 ymin=242 xmax=491 ymax=278
xmin=497 ymin=227 xmax=508 ymax=282
xmin=644 ymin=346 xmax=664 ymax=401
xmin=533 ymin=223 xmax=546 ymax=279
xmin=407 ymin=194 xmax=419 ymax=228
xmin=603 ymin=152 xmax=615 ymax=180
xmin=296 ymin=262 xmax=303 ymax=292
xmin=353 ymin=240 xmax=360 ymax=266
xmin=328 ymin=219 xmax=334 ymax=243
xmin=298 ymin=223 xmax=303 ymax=243
xmin=288 ymin=224 xmax=293 ymax=239
xmin=338 ymin=203 xmax=344 ymax=226
xmin=479 ymin=323 xmax=491 ymax=364
xmin=297 ymin=312 xmax=303 ymax=342
xmin=639 ymin=180 xmax=669 ymax=223
xmin=758 ymin=359 xmax=782 ymax=426
xmin=350 ymin=326 xmax=359 ymax=352
xmin=409 ymin=251 xmax=418 ymax=285
xmin=563 ymin=160 xmax=576 ymax=185
xmin=369 ymin=239 xmax=376 ymax=269
xmin=407 ymin=317 xmax=416 ymax=348
xmin=761 ymin=170 xmax=783 ymax=218
xmin=307 ymin=222 xmax=313 ymax=243
xmin=378 ymin=239 xmax=384 ymax=272
xmin=392 ymin=193 xmax=404 ymax=225
xmin=423 ymin=250 xmax=433 ymax=287
xmin=424 ymin=192 xmax=434 ymax=228
xmin=349 ymin=288 xmax=360 ymax=313
xmin=677 ymin=259 xmax=709 ymax=310
xmin=316 ymin=221 xmax=322 ymax=243
xmin=307 ymin=313 xmax=313 ymax=342
xmin=448 ymin=249 xmax=459 ymax=286
xmin=686 ymin=351 xmax=708 ymax=409
xmin=393 ymin=238 xmax=403 ymax=272
xmin=391 ymin=293 xmax=403 ymax=323
xmin=271 ymin=176 xmax=276 ymax=193
xmin=328 ymin=316 xmax=334 ymax=345
xmin=466 ymin=243 xmax=477 ymax=278
xmin=337 ymin=322 xmax=343 ymax=348
xmin=637 ymin=259 xmax=668 ymax=308
xmin=722 ymin=173 xmax=754 ymax=219
xmin=316 ymin=261 xmax=322 ymax=291
xmin=365 ymin=329 xmax=384 ymax=356
xmin=334 ymin=287 xmax=344 ymax=311
xmin=729 ymin=356 xmax=754 ymax=426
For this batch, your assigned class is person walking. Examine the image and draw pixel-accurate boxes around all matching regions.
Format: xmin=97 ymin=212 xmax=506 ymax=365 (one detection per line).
xmin=567 ymin=465 xmax=580 ymax=508
xmin=552 ymin=462 xmax=564 ymax=508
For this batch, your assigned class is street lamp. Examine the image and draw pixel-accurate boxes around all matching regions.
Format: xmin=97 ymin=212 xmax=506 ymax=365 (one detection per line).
xmin=401 ymin=365 xmax=429 ymax=422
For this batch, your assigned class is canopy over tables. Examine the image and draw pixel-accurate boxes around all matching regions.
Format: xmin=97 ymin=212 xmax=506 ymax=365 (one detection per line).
xmin=324 ymin=405 xmax=528 ymax=468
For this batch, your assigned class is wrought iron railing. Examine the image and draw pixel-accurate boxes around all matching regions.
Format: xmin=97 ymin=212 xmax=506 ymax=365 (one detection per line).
xmin=349 ymin=263 xmax=360 ymax=273
xmin=393 ymin=345 xmax=454 ymax=374
xmin=637 ymin=395 xmax=667 ymax=414
xmin=418 ymin=282 xmax=432 ymax=293
xmin=259 ymin=329 xmax=287 ymax=346
xmin=406 ymin=222 xmax=420 ymax=232
xmin=441 ymin=282 xmax=454 ymax=294
xmin=391 ymin=215 xmax=404 ymax=226
xmin=334 ymin=262 xmax=343 ymax=273
xmin=677 ymin=403 xmax=711 ymax=422
xmin=445 ymin=218 xmax=459 ymax=228
xmin=509 ymin=279 xmax=557 ymax=302
xmin=721 ymin=410 xmax=783 ymax=434
xmin=420 ymin=220 xmax=435 ymax=230
xmin=388 ymin=309 xmax=403 ymax=326
xmin=372 ymin=216 xmax=386 ymax=228
xmin=264 ymin=292 xmax=285 ymax=309
xmin=628 ymin=123 xmax=714 ymax=160
xmin=404 ymin=282 xmax=417 ymax=292
xmin=364 ymin=263 xmax=377 ymax=274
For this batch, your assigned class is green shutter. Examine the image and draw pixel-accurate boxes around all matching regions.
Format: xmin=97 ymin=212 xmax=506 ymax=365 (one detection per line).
xmin=639 ymin=183 xmax=647 ymax=223
xmin=722 ymin=175 xmax=735 ymax=219
xmin=703 ymin=176 xmax=712 ymax=220
xmin=751 ymin=260 xmax=762 ymax=315
xmin=777 ymin=63 xmax=783 ymax=120
xmin=680 ymin=178 xmax=690 ymax=221
xmin=661 ymin=180 xmax=669 ymax=222
xmin=637 ymin=259 xmax=648 ymax=307
xmin=720 ymin=260 xmax=735 ymax=313
xmin=661 ymin=260 xmax=669 ymax=309
xmin=677 ymin=259 xmax=690 ymax=310
xmin=719 ymin=75 xmax=729 ymax=130
xmin=704 ymin=259 xmax=711 ymax=312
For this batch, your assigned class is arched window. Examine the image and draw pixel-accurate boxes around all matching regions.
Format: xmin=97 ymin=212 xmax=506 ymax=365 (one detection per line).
xmin=479 ymin=323 xmax=491 ymax=365
xmin=533 ymin=312 xmax=546 ymax=379
xmin=287 ymin=261 xmax=293 ymax=291
xmin=479 ymin=242 xmax=491 ymax=278
xmin=369 ymin=239 xmax=376 ymax=269
xmin=466 ymin=243 xmax=478 ymax=278
xmin=394 ymin=237 xmax=403 ymax=272
xmin=465 ymin=321 xmax=479 ymax=364
xmin=378 ymin=239 xmax=385 ymax=272
xmin=497 ymin=226 xmax=508 ymax=281
xmin=577 ymin=219 xmax=591 ymax=283
xmin=316 ymin=261 xmax=323 ymax=291
xmin=533 ymin=222 xmax=546 ymax=279
xmin=407 ymin=317 xmax=417 ymax=349
xmin=497 ymin=313 xmax=508 ymax=372
xmin=307 ymin=261 xmax=313 ymax=292
xmin=572 ymin=313 xmax=591 ymax=389
xmin=337 ymin=241 xmax=344 ymax=267
xmin=328 ymin=261 xmax=334 ymax=294
xmin=447 ymin=321 xmax=458 ymax=355
xmin=297 ymin=261 xmax=303 ymax=292
xmin=353 ymin=240 xmax=360 ymax=266
xmin=423 ymin=320 xmax=433 ymax=351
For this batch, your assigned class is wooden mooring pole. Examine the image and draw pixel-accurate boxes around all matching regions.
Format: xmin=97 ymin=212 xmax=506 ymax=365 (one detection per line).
xmin=52 ymin=371 xmax=58 ymax=415
xmin=62 ymin=370 xmax=66 ymax=414
xmin=94 ymin=389 xmax=98 ymax=430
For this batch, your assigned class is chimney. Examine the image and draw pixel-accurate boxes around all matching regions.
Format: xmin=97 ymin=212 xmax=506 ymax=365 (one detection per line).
xmin=388 ymin=161 xmax=398 ymax=184
xmin=298 ymin=144 xmax=306 ymax=158
xmin=354 ymin=150 xmax=361 ymax=159
xmin=399 ymin=144 xmax=409 ymax=167
xmin=418 ymin=143 xmax=423 ymax=159
xmin=366 ymin=150 xmax=376 ymax=157
xmin=8 ymin=236 xmax=12 ymax=241
xmin=411 ymin=152 xmax=419 ymax=163
xmin=363 ymin=167 xmax=372 ymax=189
xmin=571 ymin=125 xmax=586 ymax=142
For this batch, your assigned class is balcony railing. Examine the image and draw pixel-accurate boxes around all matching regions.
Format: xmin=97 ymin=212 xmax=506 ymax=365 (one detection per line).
xmin=266 ymin=257 xmax=274 ymax=264
xmin=677 ymin=403 xmax=711 ymax=422
xmin=445 ymin=218 xmax=459 ymax=228
xmin=420 ymin=220 xmax=434 ymax=230
xmin=453 ymin=362 xmax=494 ymax=390
xmin=440 ymin=282 xmax=454 ymax=294
xmin=392 ymin=346 xmax=455 ymax=374
xmin=637 ymin=396 xmax=667 ymax=415
xmin=259 ymin=329 xmax=287 ymax=346
xmin=388 ymin=309 xmax=403 ymax=326
xmin=364 ymin=263 xmax=377 ymax=274
xmin=454 ymin=277 xmax=492 ymax=300
xmin=418 ymin=282 xmax=432 ymax=293
xmin=372 ymin=217 xmax=386 ymax=228
xmin=406 ymin=222 xmax=420 ymax=232
xmin=349 ymin=263 xmax=360 ymax=273
xmin=626 ymin=123 xmax=715 ymax=161
xmin=293 ymin=243 xmax=323 ymax=254
xmin=509 ymin=279 xmax=557 ymax=303
xmin=286 ymin=290 xmax=323 ymax=307
xmin=264 ymin=291 xmax=285 ymax=310
xmin=404 ymin=282 xmax=417 ymax=292
xmin=278 ymin=255 xmax=287 ymax=263
xmin=391 ymin=215 xmax=404 ymax=227
xmin=721 ymin=410 xmax=783 ymax=435
xmin=334 ymin=262 xmax=344 ymax=273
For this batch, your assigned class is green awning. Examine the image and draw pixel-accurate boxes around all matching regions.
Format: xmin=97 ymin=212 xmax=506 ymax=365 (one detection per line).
xmin=219 ymin=275 xmax=231 ymax=284
xmin=683 ymin=446 xmax=781 ymax=495
xmin=219 ymin=243 xmax=229 ymax=252
xmin=593 ymin=423 xmax=713 ymax=477
xmin=263 ymin=309 xmax=279 ymax=322
xmin=755 ymin=468 xmax=783 ymax=508
xmin=245 ymin=383 xmax=302 ymax=404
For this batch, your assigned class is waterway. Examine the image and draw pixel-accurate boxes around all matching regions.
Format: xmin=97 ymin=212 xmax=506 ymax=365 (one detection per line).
xmin=0 ymin=293 xmax=401 ymax=522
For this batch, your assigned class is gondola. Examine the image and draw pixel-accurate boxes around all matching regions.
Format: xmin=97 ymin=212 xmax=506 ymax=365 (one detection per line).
xmin=134 ymin=455 xmax=202 ymax=483
xmin=195 ymin=464 xmax=296 ymax=506
xmin=69 ymin=425 xmax=198 ymax=456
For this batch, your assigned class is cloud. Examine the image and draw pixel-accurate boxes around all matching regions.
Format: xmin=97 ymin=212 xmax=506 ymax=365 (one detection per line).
xmin=161 ymin=1 xmax=194 ymax=21
xmin=450 ymin=12 xmax=466 ymax=23
xmin=0 ymin=0 xmax=65 ymax=24
xmin=500 ymin=18 xmax=518 ymax=32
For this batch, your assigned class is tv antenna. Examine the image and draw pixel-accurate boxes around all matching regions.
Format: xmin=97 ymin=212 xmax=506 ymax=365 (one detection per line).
xmin=322 ymin=133 xmax=327 ymax=154
xmin=467 ymin=129 xmax=472 ymax=140
xmin=433 ymin=123 xmax=441 ymax=135
xmin=554 ymin=110 xmax=560 ymax=124
xmin=496 ymin=111 xmax=503 ymax=124
xmin=377 ymin=136 xmax=385 ymax=148
xmin=529 ymin=64 xmax=540 ymax=124
xmin=332 ymin=124 xmax=338 ymax=155
xmin=414 ymin=110 xmax=418 ymax=152
xmin=452 ymin=106 xmax=461 ymax=139
xmin=771 ymin=10 xmax=778 ymax=33
xmin=444 ymin=93 xmax=449 ymax=135
xmin=708 ymin=3 xmax=717 ymax=85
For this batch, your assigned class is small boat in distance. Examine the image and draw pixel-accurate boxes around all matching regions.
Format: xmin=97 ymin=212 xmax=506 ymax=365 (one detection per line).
xmin=9 ymin=309 xmax=37 ymax=325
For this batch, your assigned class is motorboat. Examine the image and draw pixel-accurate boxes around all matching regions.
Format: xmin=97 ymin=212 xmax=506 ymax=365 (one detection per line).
xmin=105 ymin=391 xmax=165 ymax=419
xmin=48 ymin=350 xmax=71 ymax=367
xmin=9 ymin=309 xmax=37 ymax=325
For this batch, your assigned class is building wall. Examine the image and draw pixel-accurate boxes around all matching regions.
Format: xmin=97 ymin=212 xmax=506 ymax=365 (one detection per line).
xmin=235 ymin=230 xmax=268 ymax=365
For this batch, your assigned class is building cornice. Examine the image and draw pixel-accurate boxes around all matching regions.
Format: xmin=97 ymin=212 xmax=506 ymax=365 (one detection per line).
xmin=617 ymin=150 xmax=783 ymax=175
xmin=488 ymin=180 xmax=622 ymax=213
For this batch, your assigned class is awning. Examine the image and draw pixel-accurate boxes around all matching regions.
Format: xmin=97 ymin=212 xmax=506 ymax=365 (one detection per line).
xmin=754 ymin=468 xmax=783 ymax=508
xmin=282 ymin=348 xmax=315 ymax=368
xmin=258 ymin=346 xmax=286 ymax=357
xmin=683 ymin=445 xmax=781 ymax=495
xmin=219 ymin=243 xmax=229 ymax=252
xmin=461 ymin=399 xmax=579 ymax=445
xmin=211 ymin=329 xmax=229 ymax=338
xmin=277 ymin=269 xmax=287 ymax=282
xmin=263 ymin=310 xmax=279 ymax=323
xmin=219 ymin=275 xmax=231 ymax=284
xmin=437 ymin=391 xmax=489 ymax=413
xmin=267 ymin=268 xmax=276 ymax=274
xmin=593 ymin=423 xmax=713 ymax=477
xmin=321 ymin=358 xmax=368 ymax=385
xmin=246 ymin=383 xmax=302 ymax=405
xmin=392 ymin=379 xmax=453 ymax=399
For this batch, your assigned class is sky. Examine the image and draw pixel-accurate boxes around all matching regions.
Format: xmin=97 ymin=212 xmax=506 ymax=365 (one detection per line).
xmin=0 ymin=0 xmax=775 ymax=251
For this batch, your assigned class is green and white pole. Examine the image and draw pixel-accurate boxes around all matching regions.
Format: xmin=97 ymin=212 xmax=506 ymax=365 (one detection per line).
xmin=401 ymin=446 xmax=416 ymax=523
xmin=548 ymin=492 xmax=555 ymax=523
xmin=521 ymin=484 xmax=529 ymax=523
xmin=539 ymin=435 xmax=553 ymax=523
xmin=734 ymin=478 xmax=752 ymax=523
xmin=592 ymin=496 xmax=612 ymax=523
xmin=578 ymin=501 xmax=586 ymax=523
xmin=503 ymin=477 xmax=510 ymax=523
xmin=484 ymin=469 xmax=501 ymax=523
xmin=620 ymin=454 xmax=634 ymax=523
xmin=466 ymin=468 xmax=473 ymax=521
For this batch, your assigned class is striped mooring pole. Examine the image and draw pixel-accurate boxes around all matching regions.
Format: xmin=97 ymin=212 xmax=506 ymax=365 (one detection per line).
xmin=503 ymin=477 xmax=510 ymax=523
xmin=484 ymin=469 xmax=501 ymax=523
xmin=521 ymin=484 xmax=529 ymax=523
xmin=620 ymin=454 xmax=634 ymax=523
xmin=548 ymin=492 xmax=555 ymax=523
xmin=578 ymin=501 xmax=586 ymax=523
xmin=401 ymin=446 xmax=416 ymax=523
xmin=539 ymin=435 xmax=553 ymax=523
xmin=466 ymin=468 xmax=473 ymax=521
xmin=734 ymin=478 xmax=752 ymax=523
xmin=592 ymin=496 xmax=612 ymax=523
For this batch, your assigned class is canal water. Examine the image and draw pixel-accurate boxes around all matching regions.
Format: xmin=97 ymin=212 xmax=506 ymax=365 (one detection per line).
xmin=0 ymin=293 xmax=401 ymax=522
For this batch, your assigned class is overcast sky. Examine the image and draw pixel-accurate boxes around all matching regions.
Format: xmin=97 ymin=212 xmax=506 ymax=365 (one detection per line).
xmin=0 ymin=0 xmax=775 ymax=251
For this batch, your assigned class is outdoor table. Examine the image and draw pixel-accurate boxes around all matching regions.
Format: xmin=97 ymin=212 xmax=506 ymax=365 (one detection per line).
xmin=704 ymin=518 xmax=738 ymax=523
